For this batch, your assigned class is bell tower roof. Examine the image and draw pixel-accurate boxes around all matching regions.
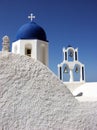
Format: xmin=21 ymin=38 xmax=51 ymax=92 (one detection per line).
xmin=16 ymin=22 xmax=47 ymax=41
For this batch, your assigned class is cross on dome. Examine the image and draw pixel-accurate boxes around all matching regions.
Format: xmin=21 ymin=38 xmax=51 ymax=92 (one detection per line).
xmin=28 ymin=13 xmax=35 ymax=22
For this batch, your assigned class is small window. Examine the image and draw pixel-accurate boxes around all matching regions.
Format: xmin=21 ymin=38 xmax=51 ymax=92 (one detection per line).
xmin=25 ymin=48 xmax=31 ymax=57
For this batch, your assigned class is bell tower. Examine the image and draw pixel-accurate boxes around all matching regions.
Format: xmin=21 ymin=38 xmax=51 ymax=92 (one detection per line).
xmin=12 ymin=13 xmax=48 ymax=66
xmin=58 ymin=46 xmax=85 ymax=83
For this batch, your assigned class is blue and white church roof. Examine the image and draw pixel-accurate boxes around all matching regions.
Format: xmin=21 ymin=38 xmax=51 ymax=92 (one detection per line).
xmin=16 ymin=13 xmax=47 ymax=41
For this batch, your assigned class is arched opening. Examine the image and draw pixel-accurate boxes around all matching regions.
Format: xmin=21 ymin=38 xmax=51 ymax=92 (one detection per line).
xmin=63 ymin=64 xmax=70 ymax=82
xmin=75 ymin=51 xmax=78 ymax=61
xmin=68 ymin=49 xmax=74 ymax=61
xmin=58 ymin=66 xmax=62 ymax=80
xmin=25 ymin=44 xmax=32 ymax=57
xmin=73 ymin=64 xmax=80 ymax=81
xmin=65 ymin=51 xmax=67 ymax=60
xmin=82 ymin=66 xmax=85 ymax=81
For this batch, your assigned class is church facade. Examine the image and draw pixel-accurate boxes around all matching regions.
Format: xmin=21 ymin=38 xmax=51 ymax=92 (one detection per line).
xmin=1 ymin=13 xmax=97 ymax=101
xmin=2 ymin=13 xmax=48 ymax=66
xmin=12 ymin=21 xmax=48 ymax=66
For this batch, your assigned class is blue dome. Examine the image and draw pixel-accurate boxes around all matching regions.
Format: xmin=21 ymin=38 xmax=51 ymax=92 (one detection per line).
xmin=16 ymin=22 xmax=47 ymax=41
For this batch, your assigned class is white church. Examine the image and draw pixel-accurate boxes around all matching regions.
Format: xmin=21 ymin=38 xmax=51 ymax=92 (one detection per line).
xmin=1 ymin=13 xmax=97 ymax=101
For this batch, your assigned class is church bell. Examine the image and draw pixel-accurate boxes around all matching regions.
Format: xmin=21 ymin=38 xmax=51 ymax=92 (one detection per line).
xmin=69 ymin=50 xmax=73 ymax=57
xmin=64 ymin=66 xmax=68 ymax=73
xmin=75 ymin=66 xmax=79 ymax=73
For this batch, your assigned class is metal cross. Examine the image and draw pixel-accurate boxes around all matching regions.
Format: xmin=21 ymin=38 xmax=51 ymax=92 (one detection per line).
xmin=28 ymin=13 xmax=35 ymax=22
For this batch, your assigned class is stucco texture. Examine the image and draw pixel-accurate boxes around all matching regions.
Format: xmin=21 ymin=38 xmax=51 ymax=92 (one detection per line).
xmin=0 ymin=52 xmax=97 ymax=130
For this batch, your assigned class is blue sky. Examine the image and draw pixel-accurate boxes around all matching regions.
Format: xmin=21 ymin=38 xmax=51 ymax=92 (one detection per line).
xmin=0 ymin=0 xmax=97 ymax=81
